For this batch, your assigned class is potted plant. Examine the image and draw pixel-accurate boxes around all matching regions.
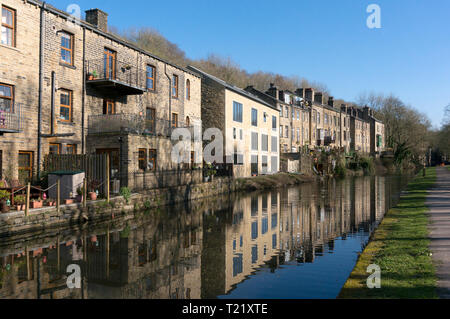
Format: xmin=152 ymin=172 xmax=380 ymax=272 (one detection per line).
xmin=0 ymin=190 xmax=11 ymax=213
xmin=31 ymin=198 xmax=43 ymax=209
xmin=44 ymin=198 xmax=56 ymax=207
xmin=76 ymin=187 xmax=84 ymax=203
xmin=14 ymin=195 xmax=26 ymax=211
xmin=88 ymin=180 xmax=100 ymax=201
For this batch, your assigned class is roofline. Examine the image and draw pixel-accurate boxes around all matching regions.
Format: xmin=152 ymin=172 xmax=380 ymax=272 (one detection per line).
xmin=245 ymin=86 xmax=287 ymax=106
xmin=187 ymin=66 xmax=279 ymax=111
xmin=27 ymin=0 xmax=200 ymax=78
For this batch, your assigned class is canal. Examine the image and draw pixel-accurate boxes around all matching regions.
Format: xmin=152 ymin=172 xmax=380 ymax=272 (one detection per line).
xmin=0 ymin=175 xmax=411 ymax=299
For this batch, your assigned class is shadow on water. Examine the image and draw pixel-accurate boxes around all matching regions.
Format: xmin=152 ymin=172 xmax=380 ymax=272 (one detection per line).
xmin=0 ymin=175 xmax=412 ymax=299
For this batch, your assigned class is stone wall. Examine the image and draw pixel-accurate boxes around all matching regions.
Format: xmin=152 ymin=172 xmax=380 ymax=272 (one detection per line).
xmin=0 ymin=176 xmax=239 ymax=238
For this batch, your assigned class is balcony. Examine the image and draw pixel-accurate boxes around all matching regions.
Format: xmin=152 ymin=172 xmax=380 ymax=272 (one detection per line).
xmin=0 ymin=104 xmax=22 ymax=133
xmin=88 ymin=113 xmax=196 ymax=139
xmin=86 ymin=59 xmax=147 ymax=95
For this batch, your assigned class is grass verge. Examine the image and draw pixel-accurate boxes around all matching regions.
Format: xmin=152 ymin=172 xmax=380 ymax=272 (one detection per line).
xmin=339 ymin=167 xmax=437 ymax=299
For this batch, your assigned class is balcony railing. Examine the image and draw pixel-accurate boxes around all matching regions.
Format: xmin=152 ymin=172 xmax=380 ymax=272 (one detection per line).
xmin=88 ymin=113 xmax=196 ymax=139
xmin=86 ymin=59 xmax=147 ymax=95
xmin=0 ymin=104 xmax=21 ymax=133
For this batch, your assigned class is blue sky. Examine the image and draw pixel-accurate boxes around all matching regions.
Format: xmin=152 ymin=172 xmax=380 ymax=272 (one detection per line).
xmin=55 ymin=0 xmax=450 ymax=128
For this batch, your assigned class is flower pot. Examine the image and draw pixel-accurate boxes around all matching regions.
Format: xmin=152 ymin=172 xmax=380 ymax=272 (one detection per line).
xmin=88 ymin=75 xmax=94 ymax=80
xmin=89 ymin=192 xmax=97 ymax=201
xmin=65 ymin=199 xmax=74 ymax=205
xmin=31 ymin=201 xmax=43 ymax=209
xmin=0 ymin=200 xmax=10 ymax=213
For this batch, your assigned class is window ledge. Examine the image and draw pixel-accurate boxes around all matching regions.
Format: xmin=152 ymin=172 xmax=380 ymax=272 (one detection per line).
xmin=0 ymin=43 xmax=21 ymax=53
xmin=59 ymin=62 xmax=77 ymax=70
xmin=57 ymin=121 xmax=76 ymax=126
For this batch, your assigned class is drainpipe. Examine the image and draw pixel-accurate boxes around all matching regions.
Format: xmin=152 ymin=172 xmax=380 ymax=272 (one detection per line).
xmin=82 ymin=28 xmax=86 ymax=154
xmin=164 ymin=64 xmax=172 ymax=132
xmin=37 ymin=2 xmax=46 ymax=179
xmin=50 ymin=71 xmax=55 ymax=135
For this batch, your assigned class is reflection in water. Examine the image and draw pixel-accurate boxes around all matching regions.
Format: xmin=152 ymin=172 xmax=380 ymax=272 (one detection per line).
xmin=0 ymin=175 xmax=411 ymax=299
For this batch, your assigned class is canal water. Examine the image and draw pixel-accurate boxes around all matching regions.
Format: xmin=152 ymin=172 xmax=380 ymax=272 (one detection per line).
xmin=0 ymin=175 xmax=411 ymax=299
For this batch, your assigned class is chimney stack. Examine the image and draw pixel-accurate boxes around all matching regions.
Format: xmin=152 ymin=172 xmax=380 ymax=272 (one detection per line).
xmin=328 ymin=96 xmax=334 ymax=107
xmin=266 ymin=83 xmax=280 ymax=100
xmin=86 ymin=9 xmax=108 ymax=32
xmin=305 ymin=88 xmax=315 ymax=102
xmin=295 ymin=88 xmax=304 ymax=99
xmin=314 ymin=92 xmax=324 ymax=105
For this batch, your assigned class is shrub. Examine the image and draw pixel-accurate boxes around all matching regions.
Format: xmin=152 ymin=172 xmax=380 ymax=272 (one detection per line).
xmin=120 ymin=187 xmax=131 ymax=204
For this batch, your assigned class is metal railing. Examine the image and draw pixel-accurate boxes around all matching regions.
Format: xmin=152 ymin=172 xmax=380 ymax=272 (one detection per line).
xmin=0 ymin=103 xmax=21 ymax=132
xmin=88 ymin=113 xmax=195 ymax=138
xmin=86 ymin=58 xmax=147 ymax=90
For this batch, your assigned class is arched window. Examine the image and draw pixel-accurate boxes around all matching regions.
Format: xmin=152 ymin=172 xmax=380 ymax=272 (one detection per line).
xmin=186 ymin=116 xmax=190 ymax=127
xmin=186 ymin=79 xmax=190 ymax=100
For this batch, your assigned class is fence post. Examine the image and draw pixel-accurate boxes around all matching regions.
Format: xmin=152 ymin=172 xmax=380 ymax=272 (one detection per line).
xmin=83 ymin=178 xmax=87 ymax=208
xmin=57 ymin=179 xmax=60 ymax=213
xmin=25 ymin=183 xmax=30 ymax=217
xmin=106 ymin=154 xmax=110 ymax=203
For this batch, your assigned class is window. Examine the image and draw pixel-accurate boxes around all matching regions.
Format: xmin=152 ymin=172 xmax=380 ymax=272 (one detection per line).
xmin=297 ymin=111 xmax=300 ymax=121
xmin=233 ymin=128 xmax=237 ymax=139
xmin=233 ymin=151 xmax=244 ymax=165
xmin=271 ymin=156 xmax=278 ymax=173
xmin=60 ymin=32 xmax=73 ymax=65
xmin=233 ymin=102 xmax=243 ymax=123
xmin=240 ymin=129 xmax=243 ymax=140
xmin=59 ymin=89 xmax=72 ymax=122
xmin=272 ymin=116 xmax=277 ymax=131
xmin=251 ymin=155 xmax=258 ymax=176
xmin=251 ymin=108 xmax=258 ymax=126
xmin=262 ymin=156 xmax=268 ymax=174
xmin=148 ymin=149 xmax=157 ymax=171
xmin=103 ymin=100 xmax=115 ymax=114
xmin=172 ymin=113 xmax=178 ymax=128
xmin=138 ymin=149 xmax=147 ymax=170
xmin=146 ymin=65 xmax=156 ymax=91
xmin=251 ymin=132 xmax=258 ymax=151
xmin=66 ymin=144 xmax=77 ymax=154
xmin=285 ymin=106 xmax=289 ymax=118
xmin=1 ymin=6 xmax=15 ymax=47
xmin=186 ymin=79 xmax=190 ymax=100
xmin=172 ymin=75 xmax=178 ymax=98
xmin=49 ymin=144 xmax=60 ymax=155
xmin=271 ymin=136 xmax=278 ymax=153
xmin=146 ymin=107 xmax=156 ymax=133
xmin=317 ymin=113 xmax=321 ymax=124
xmin=261 ymin=134 xmax=268 ymax=152
xmin=0 ymin=83 xmax=13 ymax=112
xmin=285 ymin=126 xmax=289 ymax=138
xmin=279 ymin=126 xmax=283 ymax=138
xmin=104 ymin=48 xmax=116 ymax=79
xmin=18 ymin=151 xmax=33 ymax=184
xmin=297 ymin=129 xmax=300 ymax=142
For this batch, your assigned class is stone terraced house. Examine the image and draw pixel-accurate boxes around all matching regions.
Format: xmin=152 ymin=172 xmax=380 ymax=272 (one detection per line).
xmin=0 ymin=0 xmax=202 ymax=189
